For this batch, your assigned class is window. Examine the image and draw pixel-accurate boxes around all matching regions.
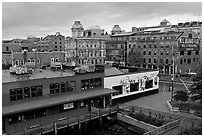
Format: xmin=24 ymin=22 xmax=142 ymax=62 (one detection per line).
xmin=149 ymin=44 xmax=151 ymax=48
xmin=149 ymin=51 xmax=151 ymax=55
xmin=193 ymin=58 xmax=196 ymax=62
xmin=166 ymin=59 xmax=169 ymax=64
xmin=129 ymin=44 xmax=131 ymax=49
xmin=195 ymin=51 xmax=199 ymax=55
xmin=143 ymin=58 xmax=146 ymax=63
xmin=55 ymin=58 xmax=59 ymax=62
xmin=187 ymin=59 xmax=191 ymax=63
xmin=90 ymin=79 xmax=94 ymax=89
xmin=16 ymin=88 xmax=23 ymax=100
xmin=180 ymin=59 xmax=183 ymax=64
xmin=31 ymin=86 xmax=43 ymax=97
xmin=51 ymin=57 xmax=55 ymax=62
xmin=10 ymin=89 xmax=17 ymax=101
xmin=188 ymin=34 xmax=192 ymax=38
xmin=143 ymin=45 xmax=146 ymax=48
xmin=143 ymin=51 xmax=146 ymax=55
xmin=166 ymin=51 xmax=169 ymax=55
xmin=154 ymin=51 xmax=157 ymax=55
xmin=15 ymin=60 xmax=19 ymax=66
xmin=81 ymin=79 xmax=90 ymax=90
xmin=161 ymin=45 xmax=163 ymax=48
xmin=180 ymin=51 xmax=184 ymax=55
xmin=20 ymin=60 xmax=24 ymax=65
xmin=112 ymin=85 xmax=123 ymax=96
xmin=61 ymin=82 xmax=66 ymax=92
xmin=55 ymin=42 xmax=57 ymax=44
xmin=160 ymin=51 xmax=163 ymax=55
xmin=24 ymin=87 xmax=30 ymax=99
xmin=184 ymin=59 xmax=186 ymax=62
xmin=31 ymin=59 xmax=35 ymax=63
xmin=6 ymin=46 xmax=9 ymax=51
xmin=27 ymin=59 xmax=31 ymax=63
xmin=149 ymin=58 xmax=151 ymax=63
xmin=60 ymin=42 xmax=62 ymax=44
xmin=188 ymin=51 xmax=191 ymax=55
xmin=66 ymin=81 xmax=76 ymax=92
xmin=154 ymin=59 xmax=157 ymax=63
xmin=154 ymin=44 xmax=157 ymax=48
xmin=145 ymin=80 xmax=153 ymax=89
xmin=95 ymin=78 xmax=102 ymax=87
xmin=130 ymin=82 xmax=139 ymax=92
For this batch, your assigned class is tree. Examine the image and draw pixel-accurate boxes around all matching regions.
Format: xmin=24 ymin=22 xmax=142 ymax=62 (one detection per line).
xmin=128 ymin=48 xmax=143 ymax=67
xmin=173 ymin=90 xmax=189 ymax=103
xmin=190 ymin=65 xmax=202 ymax=103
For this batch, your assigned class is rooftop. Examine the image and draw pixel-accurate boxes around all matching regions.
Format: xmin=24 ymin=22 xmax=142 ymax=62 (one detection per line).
xmin=2 ymin=69 xmax=75 ymax=83
xmin=105 ymin=66 xmax=158 ymax=77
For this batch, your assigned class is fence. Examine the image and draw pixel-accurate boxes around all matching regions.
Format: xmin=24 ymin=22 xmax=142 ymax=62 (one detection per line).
xmin=144 ymin=119 xmax=180 ymax=135
xmin=14 ymin=106 xmax=119 ymax=135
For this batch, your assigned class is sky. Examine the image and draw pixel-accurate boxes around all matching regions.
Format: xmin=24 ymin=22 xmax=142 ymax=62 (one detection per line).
xmin=2 ymin=2 xmax=202 ymax=40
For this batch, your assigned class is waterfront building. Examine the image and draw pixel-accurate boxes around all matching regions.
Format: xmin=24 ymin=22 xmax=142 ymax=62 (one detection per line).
xmin=104 ymin=65 xmax=159 ymax=104
xmin=2 ymin=65 xmax=115 ymax=134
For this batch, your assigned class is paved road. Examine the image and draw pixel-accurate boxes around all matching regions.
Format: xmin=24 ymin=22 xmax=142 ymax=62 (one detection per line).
xmin=119 ymin=81 xmax=193 ymax=113
xmin=120 ymin=91 xmax=171 ymax=113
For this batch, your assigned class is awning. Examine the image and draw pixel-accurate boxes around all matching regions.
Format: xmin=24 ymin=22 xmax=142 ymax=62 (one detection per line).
xmin=2 ymin=88 xmax=116 ymax=116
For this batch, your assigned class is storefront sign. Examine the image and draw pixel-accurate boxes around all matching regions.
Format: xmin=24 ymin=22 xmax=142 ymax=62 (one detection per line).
xmin=64 ymin=103 xmax=74 ymax=110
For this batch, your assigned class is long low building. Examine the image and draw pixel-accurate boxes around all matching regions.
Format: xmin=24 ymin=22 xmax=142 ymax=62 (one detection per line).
xmin=2 ymin=65 xmax=115 ymax=135
xmin=104 ymin=66 xmax=159 ymax=104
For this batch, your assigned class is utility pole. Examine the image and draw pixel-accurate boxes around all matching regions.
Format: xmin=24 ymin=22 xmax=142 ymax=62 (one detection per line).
xmin=171 ymin=45 xmax=175 ymax=101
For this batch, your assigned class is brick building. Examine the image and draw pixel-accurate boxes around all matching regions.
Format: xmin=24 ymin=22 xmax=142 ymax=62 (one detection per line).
xmin=2 ymin=51 xmax=65 ymax=68
xmin=128 ymin=31 xmax=200 ymax=74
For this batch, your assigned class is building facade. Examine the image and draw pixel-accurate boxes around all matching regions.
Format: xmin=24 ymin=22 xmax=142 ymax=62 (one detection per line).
xmin=2 ymin=51 xmax=65 ymax=68
xmin=128 ymin=31 xmax=200 ymax=74
xmin=105 ymin=32 xmax=136 ymax=66
xmin=2 ymin=66 xmax=114 ymax=134
xmin=65 ymin=37 xmax=106 ymax=65
xmin=36 ymin=32 xmax=65 ymax=52
xmin=104 ymin=66 xmax=159 ymax=104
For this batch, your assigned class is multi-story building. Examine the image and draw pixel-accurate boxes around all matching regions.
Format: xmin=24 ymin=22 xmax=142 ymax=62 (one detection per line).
xmin=2 ymin=51 xmax=65 ymax=68
xmin=128 ymin=31 xmax=200 ymax=74
xmin=105 ymin=30 xmax=136 ymax=66
xmin=65 ymin=21 xmax=109 ymax=66
xmin=36 ymin=32 xmax=65 ymax=52
xmin=65 ymin=37 xmax=106 ymax=65
xmin=2 ymin=65 xmax=115 ymax=135
xmin=2 ymin=39 xmax=38 ymax=53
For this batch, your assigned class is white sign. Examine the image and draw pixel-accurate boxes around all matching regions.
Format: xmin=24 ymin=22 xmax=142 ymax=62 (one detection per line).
xmin=64 ymin=103 xmax=74 ymax=110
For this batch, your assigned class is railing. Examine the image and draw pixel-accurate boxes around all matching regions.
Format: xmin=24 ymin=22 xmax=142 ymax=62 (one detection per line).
xmin=16 ymin=106 xmax=119 ymax=135
xmin=144 ymin=119 xmax=180 ymax=135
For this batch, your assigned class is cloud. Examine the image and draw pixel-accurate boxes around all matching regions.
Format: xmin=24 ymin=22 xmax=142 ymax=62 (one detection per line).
xmin=2 ymin=2 xmax=202 ymax=39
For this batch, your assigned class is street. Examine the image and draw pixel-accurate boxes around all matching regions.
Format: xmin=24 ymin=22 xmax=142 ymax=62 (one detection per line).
xmin=120 ymin=81 xmax=193 ymax=113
